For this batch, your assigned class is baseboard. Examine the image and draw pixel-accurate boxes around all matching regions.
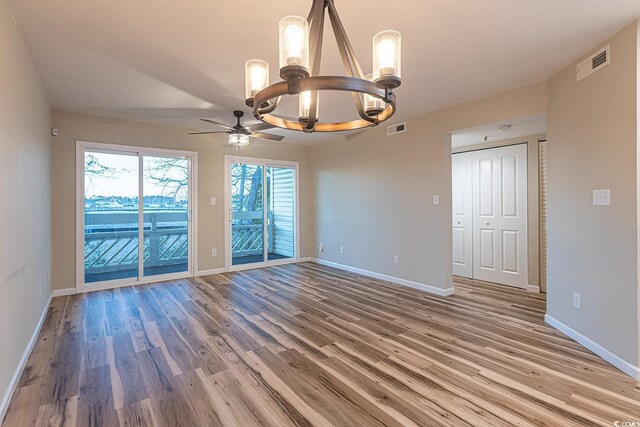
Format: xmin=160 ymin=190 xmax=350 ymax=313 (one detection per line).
xmin=545 ymin=314 xmax=640 ymax=380
xmin=52 ymin=288 xmax=77 ymax=297
xmin=308 ymin=258 xmax=455 ymax=297
xmin=0 ymin=294 xmax=52 ymax=422
xmin=196 ymin=268 xmax=226 ymax=277
xmin=527 ymin=285 xmax=541 ymax=293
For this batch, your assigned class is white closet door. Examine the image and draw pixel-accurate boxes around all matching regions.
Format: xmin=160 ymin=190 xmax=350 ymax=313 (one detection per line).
xmin=452 ymin=152 xmax=473 ymax=278
xmin=472 ymin=144 xmax=528 ymax=288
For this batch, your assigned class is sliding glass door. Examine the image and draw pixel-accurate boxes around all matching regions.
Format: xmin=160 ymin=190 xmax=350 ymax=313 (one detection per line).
xmin=231 ymin=163 xmax=265 ymax=266
xmin=79 ymin=143 xmax=195 ymax=291
xmin=226 ymin=157 xmax=298 ymax=270
xmin=267 ymin=166 xmax=295 ymax=261
xmin=83 ymin=151 xmax=140 ymax=283
xmin=143 ymin=156 xmax=191 ymax=277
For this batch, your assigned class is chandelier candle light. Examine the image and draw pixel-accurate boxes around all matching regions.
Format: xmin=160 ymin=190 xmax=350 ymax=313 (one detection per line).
xmin=244 ymin=0 xmax=401 ymax=133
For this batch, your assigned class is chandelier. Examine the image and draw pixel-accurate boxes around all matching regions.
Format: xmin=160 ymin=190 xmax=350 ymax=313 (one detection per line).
xmin=244 ymin=0 xmax=401 ymax=133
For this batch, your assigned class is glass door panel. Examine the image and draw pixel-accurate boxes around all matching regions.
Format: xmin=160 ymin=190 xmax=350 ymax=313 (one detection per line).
xmin=231 ymin=163 xmax=265 ymax=265
xmin=267 ymin=166 xmax=295 ymax=261
xmin=83 ymin=151 xmax=139 ymax=283
xmin=142 ymin=156 xmax=190 ymax=277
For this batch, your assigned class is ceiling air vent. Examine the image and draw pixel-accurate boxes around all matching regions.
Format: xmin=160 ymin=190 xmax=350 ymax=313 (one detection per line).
xmin=577 ymin=45 xmax=610 ymax=82
xmin=387 ymin=122 xmax=406 ymax=136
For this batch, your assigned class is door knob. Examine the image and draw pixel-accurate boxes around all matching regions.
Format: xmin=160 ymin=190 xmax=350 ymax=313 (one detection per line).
xmin=457 ymin=220 xmax=461 ymax=224
xmin=486 ymin=222 xmax=490 ymax=226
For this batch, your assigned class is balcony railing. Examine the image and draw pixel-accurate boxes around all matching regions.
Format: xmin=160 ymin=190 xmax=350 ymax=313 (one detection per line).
xmin=84 ymin=209 xmax=278 ymax=279
xmin=84 ymin=210 xmax=189 ymax=279
xmin=231 ymin=210 xmax=274 ymax=259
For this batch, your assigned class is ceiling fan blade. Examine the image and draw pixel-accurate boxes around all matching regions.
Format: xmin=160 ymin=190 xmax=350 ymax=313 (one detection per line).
xmin=246 ymin=122 xmax=275 ymax=132
xmin=188 ymin=131 xmax=228 ymax=135
xmin=251 ymin=131 xmax=285 ymax=141
xmin=200 ymin=118 xmax=233 ymax=129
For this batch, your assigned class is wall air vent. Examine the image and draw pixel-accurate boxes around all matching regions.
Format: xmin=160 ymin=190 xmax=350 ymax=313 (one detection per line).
xmin=387 ymin=122 xmax=406 ymax=137
xmin=577 ymin=45 xmax=610 ymax=82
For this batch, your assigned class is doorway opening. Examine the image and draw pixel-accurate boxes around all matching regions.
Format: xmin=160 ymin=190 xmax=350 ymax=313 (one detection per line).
xmin=450 ymin=114 xmax=546 ymax=292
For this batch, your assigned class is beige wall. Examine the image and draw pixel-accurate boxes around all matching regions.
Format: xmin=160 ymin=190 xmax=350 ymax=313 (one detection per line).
xmin=311 ymin=82 xmax=547 ymax=292
xmin=453 ymin=133 xmax=545 ymax=291
xmin=50 ymin=110 xmax=314 ymax=291
xmin=0 ymin=0 xmax=51 ymax=413
xmin=547 ymin=21 xmax=639 ymax=366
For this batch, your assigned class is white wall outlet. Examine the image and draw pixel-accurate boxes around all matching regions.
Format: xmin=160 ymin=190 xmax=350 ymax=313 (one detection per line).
xmin=573 ymin=292 xmax=581 ymax=309
xmin=432 ymin=195 xmax=440 ymax=205
xmin=339 ymin=246 xmax=344 ymax=254
xmin=592 ymin=189 xmax=611 ymax=206
xmin=393 ymin=255 xmax=399 ymax=265
xmin=318 ymin=242 xmax=324 ymax=253
xmin=210 ymin=197 xmax=217 ymax=206
xmin=211 ymin=248 xmax=217 ymax=257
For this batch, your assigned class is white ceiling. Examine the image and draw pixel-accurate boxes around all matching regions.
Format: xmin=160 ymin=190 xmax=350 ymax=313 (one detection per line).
xmin=8 ymin=0 xmax=640 ymax=143
xmin=451 ymin=113 xmax=547 ymax=148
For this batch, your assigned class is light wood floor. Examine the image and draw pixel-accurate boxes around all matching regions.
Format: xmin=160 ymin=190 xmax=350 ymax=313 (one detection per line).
xmin=3 ymin=262 xmax=640 ymax=426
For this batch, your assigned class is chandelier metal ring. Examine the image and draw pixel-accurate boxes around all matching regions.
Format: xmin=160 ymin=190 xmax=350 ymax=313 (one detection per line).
xmin=253 ymin=76 xmax=396 ymax=132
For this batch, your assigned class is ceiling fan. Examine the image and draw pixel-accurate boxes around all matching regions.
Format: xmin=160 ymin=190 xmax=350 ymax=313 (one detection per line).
xmin=189 ymin=110 xmax=284 ymax=146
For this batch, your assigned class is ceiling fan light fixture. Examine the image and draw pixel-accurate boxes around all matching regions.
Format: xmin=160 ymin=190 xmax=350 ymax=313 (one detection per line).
xmin=245 ymin=59 xmax=269 ymax=102
xmin=228 ymin=133 xmax=250 ymax=147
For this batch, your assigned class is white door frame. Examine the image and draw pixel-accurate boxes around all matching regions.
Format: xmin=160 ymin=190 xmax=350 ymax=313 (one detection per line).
xmin=76 ymin=141 xmax=198 ymax=293
xmin=224 ymin=155 xmax=300 ymax=272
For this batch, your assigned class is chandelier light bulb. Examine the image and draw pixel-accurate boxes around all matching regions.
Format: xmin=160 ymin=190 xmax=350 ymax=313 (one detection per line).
xmin=363 ymin=74 xmax=385 ymax=116
xmin=244 ymin=60 xmax=269 ymax=101
xmin=299 ymin=90 xmax=318 ymax=121
xmin=284 ymin=25 xmax=305 ymax=62
xmin=377 ymin=39 xmax=396 ymax=71
xmin=279 ymin=16 xmax=310 ymax=79
xmin=373 ymin=30 xmax=401 ymax=88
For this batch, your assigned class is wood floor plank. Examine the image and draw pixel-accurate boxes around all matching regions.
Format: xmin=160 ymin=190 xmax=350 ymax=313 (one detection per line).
xmin=4 ymin=262 xmax=640 ymax=427
xmin=76 ymin=364 xmax=120 ymax=427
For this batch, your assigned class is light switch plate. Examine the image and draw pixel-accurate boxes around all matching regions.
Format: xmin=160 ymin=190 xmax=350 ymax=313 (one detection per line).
xmin=432 ymin=195 xmax=440 ymax=205
xmin=592 ymin=189 xmax=611 ymax=206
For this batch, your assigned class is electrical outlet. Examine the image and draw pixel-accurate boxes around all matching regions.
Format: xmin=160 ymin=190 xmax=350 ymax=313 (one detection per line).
xmin=211 ymin=248 xmax=217 ymax=257
xmin=573 ymin=292 xmax=581 ymax=309
xmin=339 ymin=246 xmax=344 ymax=254
xmin=393 ymin=255 xmax=399 ymax=264
xmin=210 ymin=197 xmax=217 ymax=206
xmin=318 ymin=242 xmax=324 ymax=253
xmin=432 ymin=195 xmax=440 ymax=205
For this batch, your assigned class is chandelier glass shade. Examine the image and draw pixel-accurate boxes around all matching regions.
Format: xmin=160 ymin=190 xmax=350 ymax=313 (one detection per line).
xmin=244 ymin=0 xmax=401 ymax=133
xmin=244 ymin=60 xmax=269 ymax=100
